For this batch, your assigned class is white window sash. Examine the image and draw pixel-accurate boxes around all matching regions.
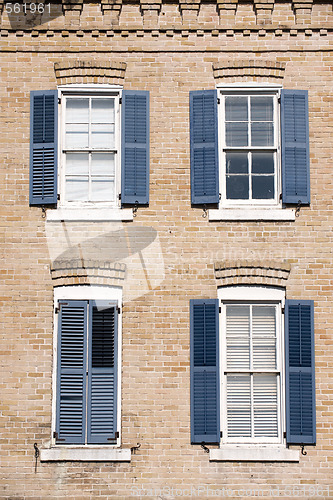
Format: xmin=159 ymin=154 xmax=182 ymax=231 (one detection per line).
xmin=220 ymin=300 xmax=284 ymax=445
xmin=59 ymin=89 xmax=121 ymax=208
xmin=218 ymin=89 xmax=281 ymax=208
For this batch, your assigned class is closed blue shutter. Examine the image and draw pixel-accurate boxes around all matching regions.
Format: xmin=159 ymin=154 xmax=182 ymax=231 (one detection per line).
xmin=190 ymin=90 xmax=219 ymax=205
xmin=29 ymin=90 xmax=58 ymax=205
xmin=87 ymin=302 xmax=118 ymax=444
xmin=190 ymin=299 xmax=220 ymax=443
xmin=56 ymin=301 xmax=87 ymax=444
xmin=121 ymin=90 xmax=149 ymax=205
xmin=281 ymin=90 xmax=310 ymax=205
xmin=285 ymin=300 xmax=316 ymax=445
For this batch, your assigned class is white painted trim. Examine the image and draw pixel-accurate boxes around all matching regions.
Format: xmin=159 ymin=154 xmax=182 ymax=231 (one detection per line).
xmin=46 ymin=207 xmax=133 ymax=221
xmin=218 ymin=286 xmax=285 ymax=303
xmin=210 ymin=446 xmax=299 ymax=462
xmin=40 ymin=447 xmax=131 ymax=462
xmin=208 ymin=208 xmax=295 ymax=221
xmin=54 ymin=285 xmax=122 ymax=303
xmin=58 ymin=84 xmax=123 ymax=92
xmin=216 ymin=83 xmax=283 ymax=90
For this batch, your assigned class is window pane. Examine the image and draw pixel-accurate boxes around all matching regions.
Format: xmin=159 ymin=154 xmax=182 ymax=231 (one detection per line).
xmin=226 ymin=152 xmax=248 ymax=174
xmin=251 ymin=122 xmax=274 ymax=147
xmin=91 ymin=180 xmax=115 ymax=202
xmin=66 ymin=123 xmax=89 ymax=149
xmin=226 ymin=123 xmax=248 ymax=147
xmin=66 ymin=153 xmax=89 ymax=175
xmin=226 ymin=175 xmax=249 ymax=200
xmin=91 ymin=153 xmax=115 ymax=176
xmin=253 ymin=375 xmax=278 ymax=438
xmin=66 ymin=178 xmax=89 ymax=201
xmin=252 ymin=152 xmax=274 ymax=174
xmin=226 ymin=306 xmax=250 ymax=369
xmin=91 ymin=99 xmax=115 ymax=124
xmin=91 ymin=124 xmax=115 ymax=149
xmin=252 ymin=306 xmax=276 ymax=369
xmin=225 ymin=96 xmax=248 ymax=122
xmin=251 ymin=96 xmax=273 ymax=122
xmin=252 ymin=175 xmax=274 ymax=200
xmin=66 ymin=98 xmax=89 ymax=124
xmin=227 ymin=375 xmax=251 ymax=438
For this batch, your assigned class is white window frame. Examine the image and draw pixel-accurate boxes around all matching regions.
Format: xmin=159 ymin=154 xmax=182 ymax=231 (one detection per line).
xmin=39 ymin=285 xmax=130 ymax=462
xmin=219 ymin=286 xmax=286 ymax=446
xmin=218 ymin=85 xmax=281 ymax=209
xmin=46 ymin=85 xmax=133 ymax=222
xmin=209 ymin=84 xmax=295 ymax=221
xmin=59 ymin=85 xmax=122 ymax=209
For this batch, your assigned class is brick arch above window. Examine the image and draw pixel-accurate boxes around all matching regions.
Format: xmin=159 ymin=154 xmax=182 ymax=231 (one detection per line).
xmin=50 ymin=259 xmax=126 ymax=288
xmin=54 ymin=60 xmax=127 ymax=85
xmin=214 ymin=260 xmax=291 ymax=287
xmin=213 ymin=60 xmax=286 ymax=83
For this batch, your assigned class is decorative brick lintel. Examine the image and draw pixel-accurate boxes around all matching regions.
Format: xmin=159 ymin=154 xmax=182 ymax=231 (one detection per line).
xmin=50 ymin=260 xmax=126 ymax=287
xmin=54 ymin=60 xmax=127 ymax=85
xmin=214 ymin=260 xmax=291 ymax=287
xmin=213 ymin=59 xmax=286 ymax=80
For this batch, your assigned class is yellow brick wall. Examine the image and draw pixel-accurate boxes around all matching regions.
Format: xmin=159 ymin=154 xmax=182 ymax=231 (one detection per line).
xmin=0 ymin=0 xmax=333 ymax=498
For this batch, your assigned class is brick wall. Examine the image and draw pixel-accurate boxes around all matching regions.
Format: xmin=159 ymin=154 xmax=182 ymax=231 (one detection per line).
xmin=0 ymin=0 xmax=332 ymax=498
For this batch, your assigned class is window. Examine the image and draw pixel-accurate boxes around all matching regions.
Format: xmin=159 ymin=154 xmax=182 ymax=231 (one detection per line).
xmin=53 ymin=287 xmax=121 ymax=446
xmin=190 ymin=290 xmax=316 ymax=461
xmin=189 ymin=88 xmax=310 ymax=220
xmin=221 ymin=91 xmax=278 ymax=205
xmin=221 ymin=302 xmax=282 ymax=443
xmin=29 ymin=87 xmax=149 ymax=220
xmin=62 ymin=93 xmax=119 ymax=205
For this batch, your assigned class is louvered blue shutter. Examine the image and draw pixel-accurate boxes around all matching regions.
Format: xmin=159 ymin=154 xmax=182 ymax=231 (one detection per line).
xmin=121 ymin=90 xmax=149 ymax=206
xmin=190 ymin=299 xmax=220 ymax=444
xmin=30 ymin=90 xmax=58 ymax=205
xmin=190 ymin=90 xmax=219 ymax=205
xmin=281 ymin=90 xmax=310 ymax=205
xmin=285 ymin=300 xmax=316 ymax=445
xmin=87 ymin=302 xmax=118 ymax=444
xmin=56 ymin=301 xmax=87 ymax=444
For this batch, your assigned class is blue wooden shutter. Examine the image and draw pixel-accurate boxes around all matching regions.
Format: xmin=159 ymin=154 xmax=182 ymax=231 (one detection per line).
xmin=190 ymin=299 xmax=220 ymax=443
xmin=56 ymin=301 xmax=87 ymax=444
xmin=285 ymin=300 xmax=316 ymax=445
xmin=30 ymin=90 xmax=58 ymax=205
xmin=121 ymin=90 xmax=149 ymax=205
xmin=190 ymin=90 xmax=219 ymax=205
xmin=87 ymin=302 xmax=118 ymax=444
xmin=281 ymin=90 xmax=310 ymax=205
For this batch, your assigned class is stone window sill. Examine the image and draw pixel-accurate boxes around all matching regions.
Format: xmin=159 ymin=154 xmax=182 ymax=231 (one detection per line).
xmin=210 ymin=446 xmax=299 ymax=462
xmin=40 ymin=447 xmax=131 ymax=462
xmin=46 ymin=207 xmax=133 ymax=222
xmin=208 ymin=208 xmax=295 ymax=221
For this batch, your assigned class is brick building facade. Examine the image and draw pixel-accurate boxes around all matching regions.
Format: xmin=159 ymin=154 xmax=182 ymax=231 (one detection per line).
xmin=1 ymin=0 xmax=333 ymax=498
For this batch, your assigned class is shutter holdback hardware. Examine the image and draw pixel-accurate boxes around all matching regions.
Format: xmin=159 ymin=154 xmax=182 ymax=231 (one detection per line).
xmin=202 ymin=205 xmax=207 ymax=218
xmin=34 ymin=442 xmax=39 ymax=473
xmin=301 ymin=445 xmax=307 ymax=456
xmin=130 ymin=442 xmax=141 ymax=453
xmin=295 ymin=200 xmax=302 ymax=217
xmin=200 ymin=443 xmax=210 ymax=453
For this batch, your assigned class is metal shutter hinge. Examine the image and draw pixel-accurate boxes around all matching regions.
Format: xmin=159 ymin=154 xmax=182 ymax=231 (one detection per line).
xmin=53 ymin=431 xmax=65 ymax=442
xmin=108 ymin=431 xmax=119 ymax=441
xmin=119 ymin=98 xmax=122 ymax=105
xmin=58 ymin=98 xmax=61 ymax=104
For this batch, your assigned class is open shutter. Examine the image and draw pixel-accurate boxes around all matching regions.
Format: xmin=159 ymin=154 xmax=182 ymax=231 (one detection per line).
xmin=190 ymin=90 xmax=219 ymax=205
xmin=30 ymin=90 xmax=58 ymax=205
xmin=190 ymin=299 xmax=220 ymax=444
xmin=121 ymin=90 xmax=149 ymax=206
xmin=285 ymin=300 xmax=316 ymax=445
xmin=87 ymin=302 xmax=118 ymax=444
xmin=56 ymin=301 xmax=87 ymax=444
xmin=281 ymin=90 xmax=310 ymax=205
